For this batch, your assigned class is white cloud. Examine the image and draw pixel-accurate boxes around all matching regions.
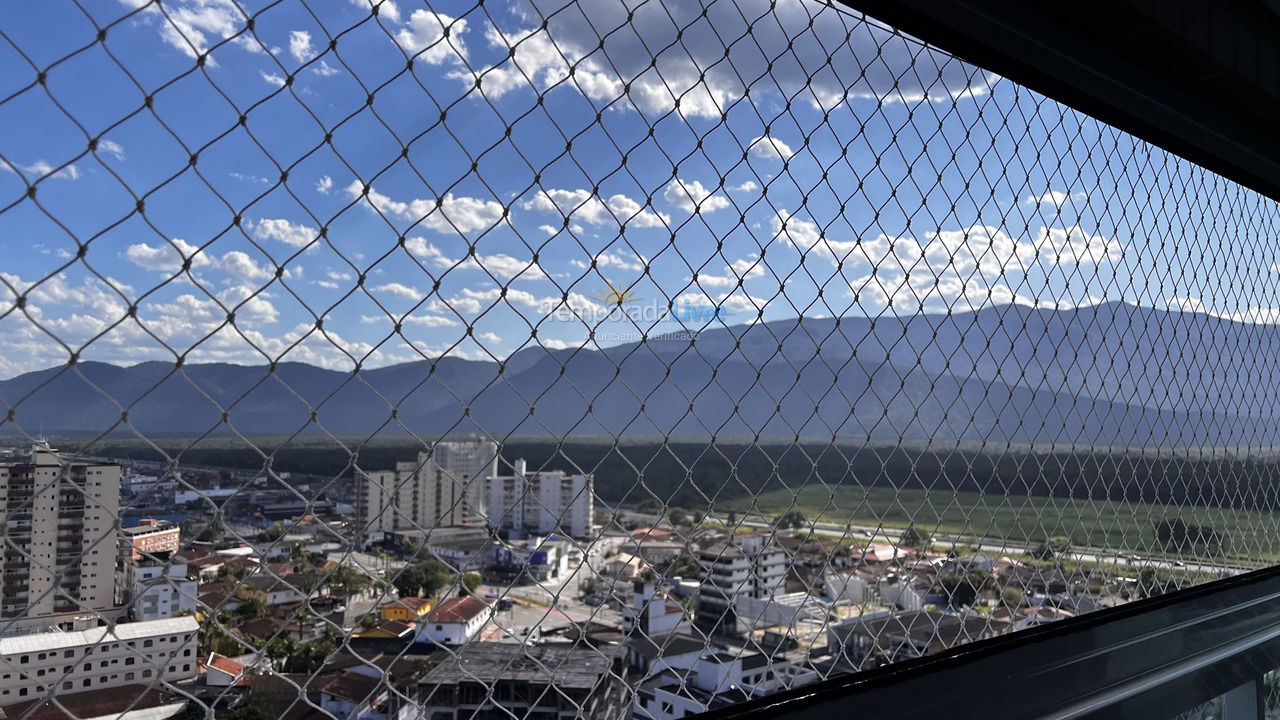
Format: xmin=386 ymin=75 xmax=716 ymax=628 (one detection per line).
xmin=252 ymin=218 xmax=318 ymax=248
xmin=121 ymin=0 xmax=248 ymax=60
xmin=605 ymin=194 xmax=669 ymax=228
xmin=1029 ymin=226 xmax=1122 ymax=265
xmin=98 ymin=139 xmax=126 ymax=161
xmin=405 ymin=238 xmax=545 ymax=281
xmin=260 ymin=70 xmax=286 ymax=87
xmin=312 ymin=60 xmax=340 ymax=77
xmin=288 ymin=30 xmax=314 ymax=63
xmin=695 ymin=260 xmax=765 ymax=288
xmin=395 ymin=9 xmax=468 ymax=65
xmin=349 ymin=0 xmax=400 ymax=22
xmin=373 ymin=282 xmax=421 ymax=301
xmin=478 ymin=331 xmax=502 ymax=343
xmin=217 ymin=250 xmax=274 ymax=281
xmin=731 ymin=181 xmax=758 ymax=193
xmin=123 ymin=238 xmax=211 ymax=272
xmin=402 ymin=314 xmax=459 ymax=328
xmin=315 ymin=175 xmax=333 ymax=194
xmin=1025 ymin=190 xmax=1087 ymax=208
xmin=570 ymin=250 xmax=644 ymax=273
xmin=749 ymin=135 xmax=794 ymax=160
xmin=663 ymin=178 xmax=730 ymax=214
xmin=229 ymin=171 xmax=269 ymax=185
xmin=1 ymin=159 xmax=80 ymax=181
xmin=452 ymin=1 xmax=987 ymax=118
xmin=346 ymin=181 xmax=506 ymax=235
xmin=523 ymin=189 xmax=609 ymax=224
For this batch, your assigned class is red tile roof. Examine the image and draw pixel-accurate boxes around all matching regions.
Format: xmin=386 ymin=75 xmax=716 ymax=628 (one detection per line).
xmin=207 ymin=652 xmax=247 ymax=676
xmin=427 ymin=595 xmax=490 ymax=623
xmin=385 ymin=596 xmax=432 ymax=611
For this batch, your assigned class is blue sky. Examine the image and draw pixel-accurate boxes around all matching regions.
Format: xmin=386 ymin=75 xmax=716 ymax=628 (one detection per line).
xmin=0 ymin=0 xmax=1272 ymax=379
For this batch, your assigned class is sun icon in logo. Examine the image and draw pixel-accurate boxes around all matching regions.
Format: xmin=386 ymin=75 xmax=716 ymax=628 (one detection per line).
xmin=590 ymin=280 xmax=641 ymax=307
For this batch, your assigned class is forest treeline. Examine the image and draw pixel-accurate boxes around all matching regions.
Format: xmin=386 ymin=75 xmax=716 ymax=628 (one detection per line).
xmin=84 ymin=439 xmax=1280 ymax=513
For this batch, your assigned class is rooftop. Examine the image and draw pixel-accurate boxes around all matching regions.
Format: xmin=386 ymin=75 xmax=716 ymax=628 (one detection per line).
xmin=427 ymin=595 xmax=491 ymax=623
xmin=0 ymin=616 xmax=198 ymax=656
xmin=420 ymin=643 xmax=621 ymax=688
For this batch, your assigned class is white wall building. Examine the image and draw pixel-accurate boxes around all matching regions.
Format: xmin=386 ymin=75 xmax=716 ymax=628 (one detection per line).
xmin=0 ymin=442 xmax=120 ymax=626
xmin=0 ymin=616 xmax=198 ymax=703
xmin=485 ymin=459 xmax=594 ymax=538
xmin=419 ymin=596 xmax=493 ymax=646
xmin=694 ymin=533 xmax=787 ymax=635
xmin=623 ymin=582 xmax=691 ymax=638
xmin=124 ymin=557 xmax=197 ymax=622
xmin=357 ymin=438 xmax=499 ymax=539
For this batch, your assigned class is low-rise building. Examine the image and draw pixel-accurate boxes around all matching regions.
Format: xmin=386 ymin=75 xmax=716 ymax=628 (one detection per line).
xmin=419 ymin=596 xmax=493 ymax=646
xmin=123 ymin=553 xmax=197 ymax=621
xmin=415 ymin=643 xmax=627 ymax=719
xmin=0 ymin=616 xmax=198 ymax=703
xmin=380 ymin=596 xmax=433 ymax=623
xmin=119 ymin=519 xmax=181 ymax=561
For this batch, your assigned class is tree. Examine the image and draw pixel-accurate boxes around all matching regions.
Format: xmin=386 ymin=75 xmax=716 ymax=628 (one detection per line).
xmin=391 ymin=558 xmax=454 ymax=599
xmin=773 ymin=510 xmax=806 ymax=530
xmin=1033 ymin=536 xmax=1072 ymax=561
xmin=636 ymin=498 xmax=663 ymax=514
xmin=668 ymin=507 xmax=689 ymax=526
xmin=461 ymin=572 xmax=483 ymax=595
xmin=236 ymin=591 xmax=268 ymax=620
xmin=1000 ymin=586 xmax=1024 ymax=607
xmin=939 ymin=570 xmax=988 ymax=608
xmin=898 ymin=524 xmax=929 ymax=550
xmin=258 ymin=521 xmax=286 ymax=542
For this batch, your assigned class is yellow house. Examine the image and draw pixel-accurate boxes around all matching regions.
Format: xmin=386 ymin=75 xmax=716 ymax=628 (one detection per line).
xmin=380 ymin=596 xmax=433 ymax=622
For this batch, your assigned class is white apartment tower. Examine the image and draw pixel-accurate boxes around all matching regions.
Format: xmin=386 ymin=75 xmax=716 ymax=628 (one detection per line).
xmin=0 ymin=442 xmax=120 ymax=625
xmin=485 ymin=459 xmax=594 ymax=538
xmin=357 ymin=437 xmax=499 ymax=539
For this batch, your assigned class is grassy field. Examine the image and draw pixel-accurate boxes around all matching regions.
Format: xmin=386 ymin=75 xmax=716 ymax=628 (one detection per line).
xmin=717 ymin=485 xmax=1280 ymax=563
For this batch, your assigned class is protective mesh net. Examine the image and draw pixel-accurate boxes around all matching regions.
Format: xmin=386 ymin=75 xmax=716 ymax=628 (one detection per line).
xmin=0 ymin=0 xmax=1278 ymax=718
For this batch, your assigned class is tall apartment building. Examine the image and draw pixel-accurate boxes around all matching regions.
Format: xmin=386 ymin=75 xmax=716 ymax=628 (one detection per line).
xmin=485 ymin=459 xmax=594 ymax=538
xmin=0 ymin=442 xmax=120 ymax=625
xmin=694 ymin=533 xmax=787 ymax=636
xmin=356 ymin=437 xmax=499 ymax=540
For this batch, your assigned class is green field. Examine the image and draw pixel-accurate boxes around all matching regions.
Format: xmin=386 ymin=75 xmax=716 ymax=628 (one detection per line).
xmin=717 ymin=485 xmax=1280 ymax=563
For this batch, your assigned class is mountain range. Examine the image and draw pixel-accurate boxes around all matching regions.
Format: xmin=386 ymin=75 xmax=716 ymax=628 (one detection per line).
xmin=3 ymin=301 xmax=1279 ymax=446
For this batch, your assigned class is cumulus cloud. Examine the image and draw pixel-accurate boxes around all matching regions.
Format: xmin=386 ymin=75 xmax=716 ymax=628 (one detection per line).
xmin=316 ymin=175 xmax=333 ymax=194
xmin=731 ymin=181 xmax=758 ymax=193
xmin=663 ymin=178 xmax=730 ymax=214
xmin=395 ymin=9 xmax=468 ymax=64
xmin=120 ymin=0 xmax=249 ymax=60
xmin=749 ymin=135 xmax=794 ymax=160
xmin=123 ymin=238 xmax=212 ymax=272
xmin=772 ymin=210 xmax=1122 ymax=312
xmin=253 ymin=218 xmax=318 ymax=248
xmin=349 ymin=0 xmax=400 ymax=22
xmin=373 ymin=282 xmax=422 ymax=301
xmin=405 ymin=237 xmax=546 ymax=281
xmin=346 ymin=181 xmax=507 ymax=235
xmin=1025 ymin=190 xmax=1087 ymax=208
xmin=569 ymin=250 xmax=645 ymax=273
xmin=447 ymin=0 xmax=989 ymax=117
xmin=523 ymin=189 xmax=668 ymax=228
xmin=260 ymin=71 xmax=286 ymax=87
xmin=288 ymin=30 xmax=314 ymax=63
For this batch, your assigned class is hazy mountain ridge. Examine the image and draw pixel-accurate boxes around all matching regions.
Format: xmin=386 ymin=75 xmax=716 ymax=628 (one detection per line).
xmin=2 ymin=303 xmax=1276 ymax=445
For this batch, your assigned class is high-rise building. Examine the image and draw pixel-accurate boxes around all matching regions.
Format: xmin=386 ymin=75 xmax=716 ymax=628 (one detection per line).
xmin=485 ymin=459 xmax=595 ymax=538
xmin=0 ymin=442 xmax=120 ymax=626
xmin=694 ymin=532 xmax=787 ymax=636
xmin=356 ymin=437 xmax=499 ymax=540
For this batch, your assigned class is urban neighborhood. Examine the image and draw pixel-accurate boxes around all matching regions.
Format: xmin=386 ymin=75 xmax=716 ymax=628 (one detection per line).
xmin=0 ymin=437 xmax=1215 ymax=719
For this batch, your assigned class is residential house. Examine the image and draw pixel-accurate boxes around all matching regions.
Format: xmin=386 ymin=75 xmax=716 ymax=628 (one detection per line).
xmin=419 ymin=595 xmax=493 ymax=646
